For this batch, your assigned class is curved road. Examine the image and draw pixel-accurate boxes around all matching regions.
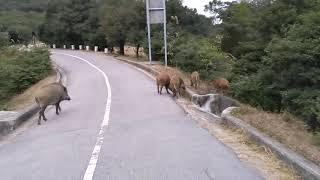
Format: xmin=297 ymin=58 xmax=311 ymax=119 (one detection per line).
xmin=0 ymin=50 xmax=263 ymax=180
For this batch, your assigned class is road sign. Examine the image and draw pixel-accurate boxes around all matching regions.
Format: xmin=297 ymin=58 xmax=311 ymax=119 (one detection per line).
xmin=149 ymin=0 xmax=164 ymax=8
xmin=146 ymin=0 xmax=168 ymax=66
xmin=150 ymin=10 xmax=164 ymax=24
xmin=148 ymin=0 xmax=164 ymax=24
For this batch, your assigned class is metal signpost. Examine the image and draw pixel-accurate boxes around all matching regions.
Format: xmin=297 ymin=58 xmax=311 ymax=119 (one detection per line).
xmin=146 ymin=0 xmax=168 ymax=67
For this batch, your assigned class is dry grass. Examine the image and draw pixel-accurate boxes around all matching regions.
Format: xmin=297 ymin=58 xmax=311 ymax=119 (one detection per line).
xmin=124 ymin=46 xmax=147 ymax=58
xmin=114 ymin=45 xmax=148 ymax=61
xmin=5 ymin=71 xmax=57 ymax=111
xmin=178 ymin=99 xmax=301 ymax=180
xmin=233 ymin=105 xmax=320 ymax=165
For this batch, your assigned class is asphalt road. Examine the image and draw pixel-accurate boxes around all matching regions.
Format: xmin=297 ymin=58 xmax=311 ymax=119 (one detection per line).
xmin=0 ymin=50 xmax=263 ymax=180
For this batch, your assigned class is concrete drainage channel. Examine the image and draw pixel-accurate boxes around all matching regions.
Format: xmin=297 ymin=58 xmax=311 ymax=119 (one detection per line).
xmin=192 ymin=94 xmax=240 ymax=118
xmin=0 ymin=62 xmax=67 ymax=137
xmin=114 ymin=56 xmax=320 ymax=180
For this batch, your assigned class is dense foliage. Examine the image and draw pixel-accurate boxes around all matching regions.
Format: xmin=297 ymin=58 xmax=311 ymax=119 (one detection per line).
xmin=0 ymin=48 xmax=52 ymax=110
xmin=0 ymin=0 xmax=46 ymax=44
xmin=39 ymin=0 xmax=100 ymax=47
xmin=0 ymin=10 xmax=44 ymax=44
xmin=0 ymin=0 xmax=50 ymax=11
xmin=169 ymin=35 xmax=233 ymax=80
xmin=0 ymin=32 xmax=9 ymax=48
xmin=207 ymin=0 xmax=320 ymax=131
xmin=100 ymin=0 xmax=145 ymax=55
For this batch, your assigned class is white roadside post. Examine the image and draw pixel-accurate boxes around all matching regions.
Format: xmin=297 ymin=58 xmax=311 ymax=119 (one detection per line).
xmin=63 ymin=45 xmax=66 ymax=49
xmin=71 ymin=45 xmax=75 ymax=50
xmin=146 ymin=0 xmax=168 ymax=67
xmin=104 ymin=48 xmax=108 ymax=54
xmin=86 ymin=46 xmax=90 ymax=51
xmin=79 ymin=45 xmax=83 ymax=50
xmin=94 ymin=46 xmax=98 ymax=52
xmin=53 ymin=44 xmax=56 ymax=49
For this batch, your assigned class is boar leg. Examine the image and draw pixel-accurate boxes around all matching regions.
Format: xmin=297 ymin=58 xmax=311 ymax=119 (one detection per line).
xmin=55 ymin=103 xmax=60 ymax=115
xmin=41 ymin=106 xmax=48 ymax=121
xmin=157 ymin=84 xmax=160 ymax=94
xmin=38 ymin=106 xmax=47 ymax=125
xmin=160 ymin=85 xmax=163 ymax=95
xmin=58 ymin=102 xmax=61 ymax=112
xmin=38 ymin=110 xmax=42 ymax=125
xmin=165 ymin=85 xmax=171 ymax=94
xmin=55 ymin=101 xmax=62 ymax=115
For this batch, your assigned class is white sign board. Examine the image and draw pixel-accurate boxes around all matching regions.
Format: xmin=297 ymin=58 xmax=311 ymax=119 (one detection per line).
xmin=150 ymin=11 xmax=164 ymax=24
xmin=149 ymin=0 xmax=164 ymax=8
xmin=148 ymin=0 xmax=165 ymax=24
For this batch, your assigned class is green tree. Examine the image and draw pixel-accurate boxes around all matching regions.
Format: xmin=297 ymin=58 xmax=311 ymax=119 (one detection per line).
xmin=171 ymin=36 xmax=233 ymax=80
xmin=0 ymin=10 xmax=44 ymax=43
xmin=39 ymin=0 xmax=99 ymax=46
xmin=100 ymin=0 xmax=145 ymax=55
xmin=207 ymin=0 xmax=320 ymax=131
xmin=0 ymin=0 xmax=50 ymax=11
xmin=263 ymin=10 xmax=320 ymax=131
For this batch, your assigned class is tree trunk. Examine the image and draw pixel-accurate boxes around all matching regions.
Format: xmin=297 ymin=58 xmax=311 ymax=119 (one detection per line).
xmin=119 ymin=40 xmax=125 ymax=55
xmin=136 ymin=44 xmax=140 ymax=58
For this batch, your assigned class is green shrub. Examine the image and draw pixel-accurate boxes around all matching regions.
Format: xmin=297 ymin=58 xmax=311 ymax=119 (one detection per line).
xmin=230 ymin=74 xmax=282 ymax=111
xmin=0 ymin=32 xmax=9 ymax=48
xmin=281 ymin=89 xmax=320 ymax=132
xmin=171 ymin=37 xmax=233 ymax=80
xmin=313 ymin=132 xmax=320 ymax=146
xmin=0 ymin=48 xmax=52 ymax=110
xmin=229 ymin=9 xmax=320 ymax=132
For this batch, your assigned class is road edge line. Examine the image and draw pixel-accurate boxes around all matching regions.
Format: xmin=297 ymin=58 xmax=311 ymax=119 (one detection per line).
xmin=52 ymin=52 xmax=112 ymax=180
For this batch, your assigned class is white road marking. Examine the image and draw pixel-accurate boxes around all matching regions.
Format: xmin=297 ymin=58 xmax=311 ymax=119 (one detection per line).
xmin=53 ymin=52 xmax=112 ymax=180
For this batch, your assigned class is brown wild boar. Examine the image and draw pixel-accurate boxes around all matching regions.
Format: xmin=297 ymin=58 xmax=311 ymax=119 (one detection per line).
xmin=156 ymin=71 xmax=171 ymax=95
xmin=169 ymin=75 xmax=186 ymax=98
xmin=190 ymin=71 xmax=200 ymax=89
xmin=213 ymin=77 xmax=229 ymax=95
xmin=35 ymin=82 xmax=71 ymax=125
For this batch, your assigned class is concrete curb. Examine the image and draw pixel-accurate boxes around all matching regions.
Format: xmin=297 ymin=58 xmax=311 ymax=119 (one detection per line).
xmin=115 ymin=56 xmax=320 ymax=180
xmin=0 ymin=62 xmax=66 ymax=137
xmin=222 ymin=107 xmax=320 ymax=180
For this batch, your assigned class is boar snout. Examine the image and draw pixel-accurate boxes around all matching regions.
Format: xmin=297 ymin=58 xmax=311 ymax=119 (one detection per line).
xmin=65 ymin=96 xmax=71 ymax=101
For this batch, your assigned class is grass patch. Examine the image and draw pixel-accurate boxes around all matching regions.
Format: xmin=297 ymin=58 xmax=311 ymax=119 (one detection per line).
xmin=232 ymin=105 xmax=320 ymax=165
xmin=313 ymin=133 xmax=320 ymax=146
xmin=5 ymin=71 xmax=56 ymax=111
xmin=0 ymin=47 xmax=52 ymax=110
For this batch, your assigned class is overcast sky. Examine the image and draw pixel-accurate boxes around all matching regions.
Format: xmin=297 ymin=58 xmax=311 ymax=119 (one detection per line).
xmin=182 ymin=0 xmax=234 ymax=17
